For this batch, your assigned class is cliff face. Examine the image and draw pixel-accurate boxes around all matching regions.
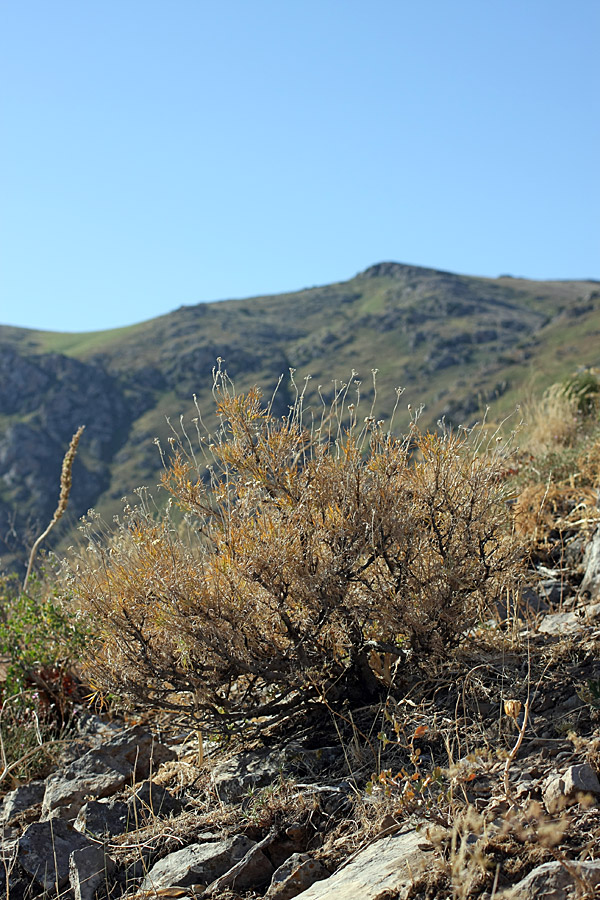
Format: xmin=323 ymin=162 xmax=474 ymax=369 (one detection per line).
xmin=0 ymin=345 xmax=135 ymax=567
xmin=1 ymin=262 xmax=599 ymax=574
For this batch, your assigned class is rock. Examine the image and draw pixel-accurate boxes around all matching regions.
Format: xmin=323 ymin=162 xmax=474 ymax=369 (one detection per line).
xmin=283 ymin=743 xmax=343 ymax=776
xmin=17 ymin=818 xmax=110 ymax=892
xmin=563 ymin=534 xmax=586 ymax=567
xmin=538 ymin=603 xmax=600 ymax=635
xmin=514 ymin=777 xmax=538 ymax=800
xmin=129 ymin=779 xmax=182 ymax=819
xmin=76 ymin=778 xmax=183 ymax=837
xmin=538 ymin=578 xmax=569 ymax=605
xmin=76 ymin=779 xmax=182 ymax=838
xmin=211 ymin=749 xmax=287 ymax=803
xmin=42 ymin=751 xmax=133 ymax=821
xmin=42 ymin=726 xmax=176 ymax=820
xmin=496 ymin=586 xmax=548 ymax=620
xmin=0 ymin=780 xmax=46 ymax=823
xmin=101 ymin=724 xmax=177 ymax=776
xmin=204 ymin=834 xmax=275 ymax=894
xmin=140 ymin=834 xmax=257 ymax=892
xmin=211 ymin=743 xmax=342 ymax=805
xmin=267 ymin=827 xmax=311 ymax=869
xmin=543 ymin=764 xmax=600 ymax=813
xmin=74 ymin=798 xmax=130 ymax=837
xmin=69 ymin=843 xmax=116 ymax=900
xmin=502 ymin=859 xmax=600 ymax=899
xmin=581 ymin=528 xmax=600 ymax=598
xmin=266 ymin=853 xmax=330 ymax=899
xmin=292 ymin=826 xmax=433 ymax=900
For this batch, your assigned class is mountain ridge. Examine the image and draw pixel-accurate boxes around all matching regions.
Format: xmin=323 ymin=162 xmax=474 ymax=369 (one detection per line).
xmin=1 ymin=261 xmax=599 ymax=574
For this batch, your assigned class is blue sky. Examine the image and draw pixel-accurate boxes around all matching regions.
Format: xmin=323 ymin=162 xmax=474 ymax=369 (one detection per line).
xmin=1 ymin=1 xmax=598 ymax=333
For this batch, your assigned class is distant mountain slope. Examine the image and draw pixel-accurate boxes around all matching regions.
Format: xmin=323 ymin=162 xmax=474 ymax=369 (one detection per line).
xmin=1 ymin=262 xmax=599 ymax=574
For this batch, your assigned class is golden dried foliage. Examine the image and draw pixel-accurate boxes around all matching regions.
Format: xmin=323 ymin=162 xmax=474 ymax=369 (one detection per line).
xmin=521 ymin=383 xmax=582 ymax=455
xmin=61 ymin=379 xmax=520 ymax=733
xmin=513 ymin=483 xmax=599 ymax=542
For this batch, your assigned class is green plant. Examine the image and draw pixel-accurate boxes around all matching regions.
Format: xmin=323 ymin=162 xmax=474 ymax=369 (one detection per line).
xmin=62 ymin=372 xmax=521 ymax=735
xmin=0 ymin=573 xmax=91 ymax=786
xmin=561 ymin=369 xmax=600 ymax=416
xmin=0 ymin=573 xmax=88 ymax=701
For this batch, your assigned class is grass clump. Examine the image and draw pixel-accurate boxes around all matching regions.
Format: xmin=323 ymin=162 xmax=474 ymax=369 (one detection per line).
xmin=61 ymin=372 xmax=521 ymax=737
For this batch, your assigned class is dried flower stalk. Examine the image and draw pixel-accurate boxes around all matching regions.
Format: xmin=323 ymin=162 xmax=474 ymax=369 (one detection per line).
xmin=23 ymin=426 xmax=85 ymax=592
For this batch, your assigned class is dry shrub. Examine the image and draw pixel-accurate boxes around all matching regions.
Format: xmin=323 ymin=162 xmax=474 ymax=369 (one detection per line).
xmin=513 ymin=483 xmax=599 ymax=541
xmin=521 ymin=383 xmax=581 ymax=455
xmin=61 ymin=375 xmax=520 ymax=734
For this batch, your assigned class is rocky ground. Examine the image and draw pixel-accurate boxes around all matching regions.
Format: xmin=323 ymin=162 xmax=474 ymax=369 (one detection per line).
xmin=2 ymin=492 xmax=600 ymax=899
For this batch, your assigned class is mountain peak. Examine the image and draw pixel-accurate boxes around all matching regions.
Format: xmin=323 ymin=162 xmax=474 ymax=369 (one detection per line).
xmin=358 ymin=261 xmax=451 ymax=280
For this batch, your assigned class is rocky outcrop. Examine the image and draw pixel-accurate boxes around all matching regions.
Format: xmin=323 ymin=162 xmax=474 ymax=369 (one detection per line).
xmin=41 ymin=725 xmax=176 ymax=821
xmin=293 ymin=829 xmax=431 ymax=900
xmin=0 ymin=344 xmax=137 ymax=569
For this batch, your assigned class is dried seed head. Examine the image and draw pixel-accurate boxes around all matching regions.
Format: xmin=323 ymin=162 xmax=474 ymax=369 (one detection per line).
xmin=504 ymin=699 xmax=522 ymax=720
xmin=53 ymin=425 xmax=85 ymax=525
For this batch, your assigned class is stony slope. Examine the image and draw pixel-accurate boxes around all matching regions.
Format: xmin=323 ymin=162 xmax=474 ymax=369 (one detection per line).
xmin=1 ymin=262 xmax=598 ymax=573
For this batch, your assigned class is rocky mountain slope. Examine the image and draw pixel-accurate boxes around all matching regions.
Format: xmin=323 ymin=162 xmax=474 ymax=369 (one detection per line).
xmin=1 ymin=262 xmax=598 ymax=573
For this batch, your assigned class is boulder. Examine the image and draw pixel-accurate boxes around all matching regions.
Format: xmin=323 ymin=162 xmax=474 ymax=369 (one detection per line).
xmin=204 ymin=835 xmax=275 ymax=894
xmin=502 ymin=859 xmax=600 ymax=899
xmin=69 ymin=843 xmax=116 ymax=900
xmin=42 ymin=751 xmax=133 ymax=821
xmin=74 ymin=798 xmax=130 ymax=837
xmin=128 ymin=779 xmax=182 ymax=819
xmin=75 ymin=780 xmax=181 ymax=837
xmin=266 ymin=852 xmax=330 ymax=899
xmin=211 ymin=743 xmax=341 ymax=805
xmin=292 ymin=827 xmax=433 ymax=900
xmin=581 ymin=528 xmax=600 ymax=598
xmin=211 ymin=749 xmax=287 ymax=803
xmin=17 ymin=819 xmax=112 ymax=893
xmin=0 ymin=780 xmax=46 ymax=824
xmin=140 ymin=834 xmax=257 ymax=892
xmin=538 ymin=603 xmax=600 ymax=635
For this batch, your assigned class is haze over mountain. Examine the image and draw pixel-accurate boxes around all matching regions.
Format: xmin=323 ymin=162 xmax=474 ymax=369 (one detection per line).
xmin=1 ymin=261 xmax=599 ymax=575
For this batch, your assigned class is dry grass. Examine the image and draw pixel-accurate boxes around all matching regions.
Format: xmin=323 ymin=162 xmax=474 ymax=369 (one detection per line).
xmin=520 ymin=383 xmax=583 ymax=457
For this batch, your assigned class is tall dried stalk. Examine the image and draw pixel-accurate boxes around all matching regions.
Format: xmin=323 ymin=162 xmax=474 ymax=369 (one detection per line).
xmin=22 ymin=426 xmax=85 ymax=593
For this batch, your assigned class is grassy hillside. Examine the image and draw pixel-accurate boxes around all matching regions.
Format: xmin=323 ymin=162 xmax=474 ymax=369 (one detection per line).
xmin=0 ymin=261 xmax=598 ymax=574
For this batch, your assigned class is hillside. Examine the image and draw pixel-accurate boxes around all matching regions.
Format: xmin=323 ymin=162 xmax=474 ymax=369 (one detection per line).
xmin=1 ymin=261 xmax=599 ymax=574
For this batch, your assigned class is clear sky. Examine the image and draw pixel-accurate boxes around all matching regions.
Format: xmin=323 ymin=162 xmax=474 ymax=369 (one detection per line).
xmin=1 ymin=1 xmax=598 ymax=333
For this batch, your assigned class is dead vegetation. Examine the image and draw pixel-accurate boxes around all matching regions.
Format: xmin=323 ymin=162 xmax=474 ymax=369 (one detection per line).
xmin=60 ymin=370 xmax=520 ymax=737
